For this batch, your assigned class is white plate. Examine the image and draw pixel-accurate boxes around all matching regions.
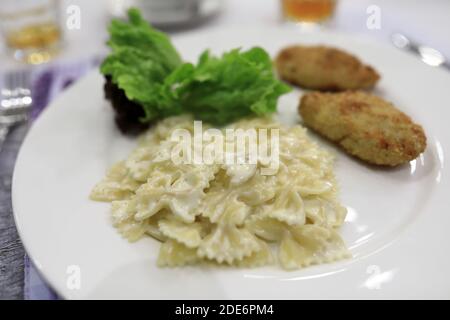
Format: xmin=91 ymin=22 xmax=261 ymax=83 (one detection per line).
xmin=13 ymin=26 xmax=450 ymax=299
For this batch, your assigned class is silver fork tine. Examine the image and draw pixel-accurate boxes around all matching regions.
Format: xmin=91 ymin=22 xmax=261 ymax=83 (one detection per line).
xmin=19 ymin=69 xmax=29 ymax=89
xmin=20 ymin=70 xmax=31 ymax=94
xmin=16 ymin=71 xmax=22 ymax=90
xmin=1 ymin=70 xmax=32 ymax=112
xmin=0 ymin=69 xmax=32 ymax=153
xmin=11 ymin=70 xmax=23 ymax=91
xmin=13 ymin=71 xmax=19 ymax=89
xmin=5 ymin=72 xmax=13 ymax=92
xmin=6 ymin=71 xmax=18 ymax=95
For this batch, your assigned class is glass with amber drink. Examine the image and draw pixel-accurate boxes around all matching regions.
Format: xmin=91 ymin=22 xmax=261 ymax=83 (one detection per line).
xmin=281 ymin=0 xmax=336 ymax=24
xmin=0 ymin=0 xmax=62 ymax=64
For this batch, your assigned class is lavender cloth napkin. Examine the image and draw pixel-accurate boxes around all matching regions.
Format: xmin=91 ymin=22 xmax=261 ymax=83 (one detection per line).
xmin=24 ymin=57 xmax=100 ymax=300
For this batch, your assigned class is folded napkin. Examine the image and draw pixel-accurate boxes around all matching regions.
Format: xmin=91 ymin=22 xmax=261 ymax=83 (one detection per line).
xmin=24 ymin=57 xmax=100 ymax=300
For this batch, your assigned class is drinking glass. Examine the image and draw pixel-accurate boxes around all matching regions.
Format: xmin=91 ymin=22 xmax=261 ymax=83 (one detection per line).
xmin=281 ymin=0 xmax=337 ymax=25
xmin=0 ymin=0 xmax=62 ymax=64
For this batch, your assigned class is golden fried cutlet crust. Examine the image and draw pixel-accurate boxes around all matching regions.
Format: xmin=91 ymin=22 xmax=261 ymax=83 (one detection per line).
xmin=299 ymin=91 xmax=427 ymax=166
xmin=276 ymin=45 xmax=380 ymax=91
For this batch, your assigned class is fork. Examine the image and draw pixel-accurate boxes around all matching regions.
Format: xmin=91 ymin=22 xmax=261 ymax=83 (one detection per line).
xmin=0 ymin=70 xmax=32 ymax=153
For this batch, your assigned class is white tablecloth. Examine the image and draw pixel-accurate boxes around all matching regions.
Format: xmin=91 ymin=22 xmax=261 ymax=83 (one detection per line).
xmin=1 ymin=0 xmax=450 ymax=71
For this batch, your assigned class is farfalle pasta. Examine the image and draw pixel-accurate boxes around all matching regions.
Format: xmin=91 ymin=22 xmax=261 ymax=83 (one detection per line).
xmin=90 ymin=116 xmax=350 ymax=270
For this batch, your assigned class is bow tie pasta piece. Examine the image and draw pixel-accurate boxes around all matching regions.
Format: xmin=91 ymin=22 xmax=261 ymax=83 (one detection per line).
xmin=143 ymin=210 xmax=170 ymax=242
xmin=111 ymin=200 xmax=135 ymax=225
xmin=245 ymin=215 xmax=287 ymax=242
xmin=279 ymin=231 xmax=312 ymax=270
xmin=304 ymin=198 xmax=347 ymax=228
xmin=133 ymin=166 xmax=216 ymax=223
xmin=258 ymin=186 xmax=306 ymax=226
xmin=222 ymin=163 xmax=258 ymax=186
xmin=237 ymin=174 xmax=277 ymax=206
xmin=200 ymin=192 xmax=251 ymax=226
xmin=198 ymin=225 xmax=262 ymax=264
xmin=158 ymin=218 xmax=203 ymax=248
xmin=217 ymin=199 xmax=252 ymax=226
xmin=297 ymin=180 xmax=335 ymax=196
xmin=279 ymin=225 xmax=350 ymax=269
xmin=132 ymin=186 xmax=166 ymax=221
xmin=235 ymin=240 xmax=274 ymax=268
xmin=90 ymin=161 xmax=139 ymax=201
xmin=145 ymin=223 xmax=167 ymax=242
xmin=110 ymin=200 xmax=145 ymax=242
xmin=157 ymin=240 xmax=199 ymax=267
xmin=198 ymin=189 xmax=230 ymax=223
xmin=116 ymin=221 xmax=146 ymax=242
xmin=124 ymin=147 xmax=156 ymax=182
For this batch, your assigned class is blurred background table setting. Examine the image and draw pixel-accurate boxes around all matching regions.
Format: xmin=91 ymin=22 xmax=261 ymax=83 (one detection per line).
xmin=1 ymin=0 xmax=449 ymax=300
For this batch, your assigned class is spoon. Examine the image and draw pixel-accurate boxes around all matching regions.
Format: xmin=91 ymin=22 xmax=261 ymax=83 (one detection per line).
xmin=391 ymin=33 xmax=450 ymax=71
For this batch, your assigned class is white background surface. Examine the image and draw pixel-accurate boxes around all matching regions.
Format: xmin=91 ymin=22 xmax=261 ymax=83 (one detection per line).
xmin=1 ymin=0 xmax=450 ymax=71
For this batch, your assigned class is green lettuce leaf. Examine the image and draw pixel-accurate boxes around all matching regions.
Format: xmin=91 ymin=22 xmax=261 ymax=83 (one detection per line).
xmin=164 ymin=48 xmax=292 ymax=125
xmin=100 ymin=8 xmax=182 ymax=121
xmin=101 ymin=8 xmax=291 ymax=125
